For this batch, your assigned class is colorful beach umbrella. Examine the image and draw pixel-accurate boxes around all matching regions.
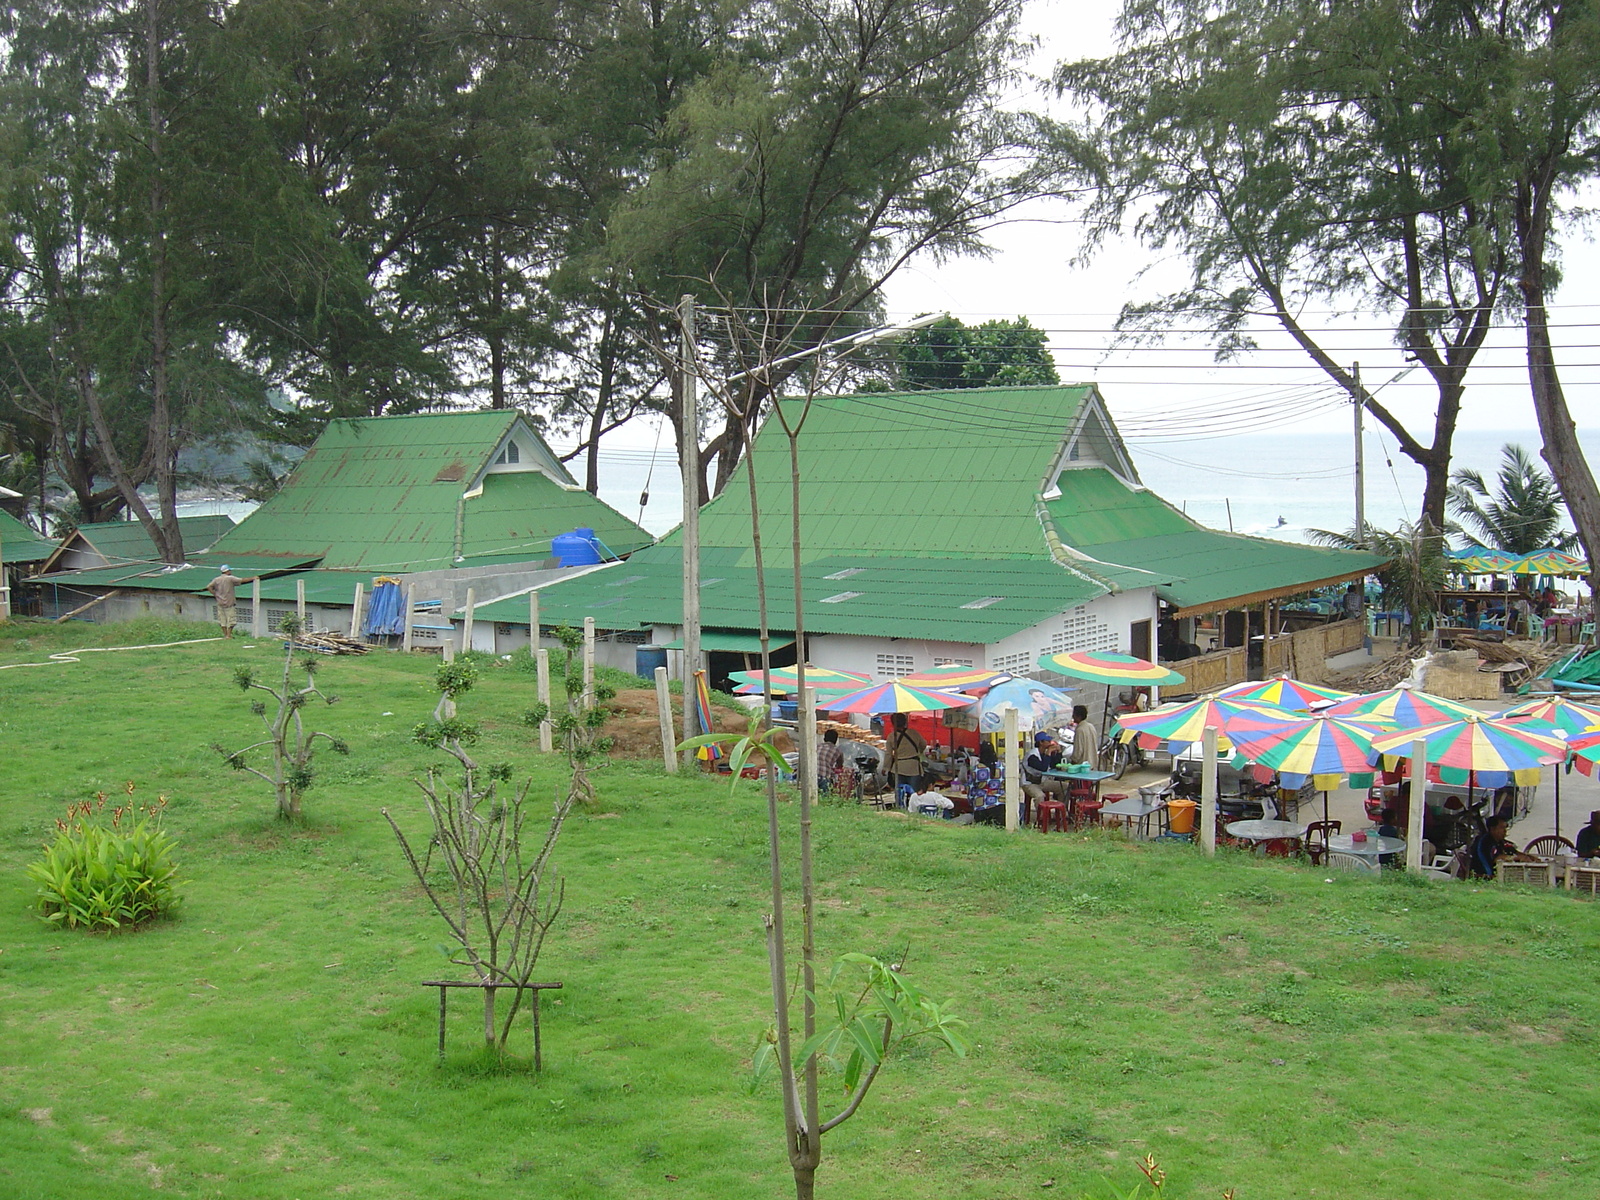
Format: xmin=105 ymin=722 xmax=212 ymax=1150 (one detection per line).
xmin=1369 ymin=714 xmax=1569 ymax=789
xmin=1038 ymin=650 xmax=1186 ymax=686
xmin=693 ymin=670 xmax=722 ymax=762
xmin=817 ymin=681 xmax=977 ymax=715
xmin=1227 ymin=714 xmax=1392 ymax=823
xmin=1449 ymin=547 xmax=1516 ymax=574
xmin=976 ymin=678 xmax=1077 ymax=733
xmin=727 ymin=665 xmax=870 ymax=694
xmin=1508 ymin=550 xmax=1587 ymax=577
xmin=1501 ymin=696 xmax=1600 ymax=839
xmin=1566 ymin=730 xmax=1600 ymax=779
xmin=899 ymin=664 xmax=1011 ymax=692
xmin=1321 ymin=683 xmax=1482 ymax=728
xmin=1218 ymin=675 xmax=1354 ymax=711
xmin=1112 ymin=696 xmax=1301 ymax=754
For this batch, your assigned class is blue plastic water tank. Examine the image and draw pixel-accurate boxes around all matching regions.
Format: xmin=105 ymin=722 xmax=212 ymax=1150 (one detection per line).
xmin=552 ymin=527 xmax=601 ymax=566
xmin=635 ymin=646 xmax=668 ymax=679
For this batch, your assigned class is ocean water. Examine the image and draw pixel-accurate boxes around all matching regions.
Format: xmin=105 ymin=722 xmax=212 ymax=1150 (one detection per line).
xmin=583 ymin=425 xmax=1597 ymax=545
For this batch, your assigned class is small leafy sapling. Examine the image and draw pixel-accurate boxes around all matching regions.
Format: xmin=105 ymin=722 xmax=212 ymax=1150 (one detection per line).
xmin=213 ymin=617 xmax=347 ymax=820
xmin=523 ymin=623 xmax=615 ymax=808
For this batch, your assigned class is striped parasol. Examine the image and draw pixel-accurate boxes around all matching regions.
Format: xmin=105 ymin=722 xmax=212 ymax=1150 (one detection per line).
xmin=1507 ymin=550 xmax=1587 ymax=576
xmin=817 ymin=681 xmax=977 ymax=714
xmin=728 ymin=665 xmax=870 ymax=694
xmin=1218 ymin=675 xmax=1354 ymax=712
xmin=1228 ymin=715 xmax=1393 ymax=820
xmin=1565 ymin=730 xmax=1600 ymax=778
xmin=1449 ymin=547 xmax=1517 ymax=574
xmin=1321 ymin=683 xmax=1482 ymax=727
xmin=1038 ymin=650 xmax=1185 ymax=685
xmin=1369 ymin=714 xmax=1569 ymax=789
xmin=1502 ymin=696 xmax=1600 ymax=839
xmin=899 ymin=664 xmax=1011 ymax=692
xmin=693 ymin=670 xmax=722 ymax=762
xmin=1113 ymin=695 xmax=1302 ymax=754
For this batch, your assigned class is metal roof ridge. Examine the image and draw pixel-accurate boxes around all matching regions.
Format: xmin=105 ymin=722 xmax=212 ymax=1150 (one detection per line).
xmin=1034 ymin=496 xmax=1142 ymax=594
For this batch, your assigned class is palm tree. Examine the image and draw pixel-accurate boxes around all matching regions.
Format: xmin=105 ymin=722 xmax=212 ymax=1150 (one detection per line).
xmin=1309 ymin=521 xmax=1444 ymax=646
xmin=1448 ymin=444 xmax=1578 ymax=554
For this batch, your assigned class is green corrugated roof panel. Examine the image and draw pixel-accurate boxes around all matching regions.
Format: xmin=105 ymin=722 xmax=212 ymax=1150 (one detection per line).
xmin=65 ymin=514 xmax=235 ymax=565
xmin=670 ymin=385 xmax=1094 ymax=564
xmin=34 ymin=555 xmax=322 ymax=591
xmin=252 ymin=570 xmax=377 ymax=604
xmin=475 ymin=551 xmax=1106 ymax=643
xmin=1047 ymin=469 xmax=1386 ymax=612
xmin=209 ymin=410 xmax=651 ymax=571
xmin=0 ymin=509 xmax=56 ymax=564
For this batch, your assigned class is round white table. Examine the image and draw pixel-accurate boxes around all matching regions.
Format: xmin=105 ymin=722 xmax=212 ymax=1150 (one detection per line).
xmin=1326 ymin=833 xmax=1406 ymax=858
xmin=1226 ymin=819 xmax=1306 ymax=842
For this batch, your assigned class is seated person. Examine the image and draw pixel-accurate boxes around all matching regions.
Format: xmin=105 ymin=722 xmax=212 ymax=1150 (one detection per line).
xmin=1468 ymin=815 xmax=1537 ymax=879
xmin=907 ymin=774 xmax=955 ymax=816
xmin=817 ymin=729 xmax=844 ymax=794
xmin=1376 ymin=807 xmax=1402 ymax=866
xmin=1022 ymin=731 xmax=1068 ymax=804
xmin=1576 ymin=811 xmax=1600 ymax=859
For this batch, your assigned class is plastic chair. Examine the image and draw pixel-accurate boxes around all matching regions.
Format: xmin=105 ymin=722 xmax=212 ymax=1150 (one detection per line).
xmin=1304 ymin=820 xmax=1341 ymax=866
xmin=914 ymin=803 xmax=943 ymax=819
xmin=1582 ymin=622 xmax=1595 ymax=644
xmin=1323 ymin=851 xmax=1379 ymax=874
xmin=1523 ymin=835 xmax=1577 ymax=858
xmin=1527 ymin=613 xmax=1547 ymax=640
xmin=1419 ymin=854 xmax=1459 ymax=881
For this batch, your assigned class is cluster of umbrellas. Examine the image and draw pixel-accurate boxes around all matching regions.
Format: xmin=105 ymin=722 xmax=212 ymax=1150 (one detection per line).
xmin=1112 ymin=676 xmax=1600 ymax=837
xmin=1446 ymin=546 xmax=1588 ymax=577
xmin=725 ymin=650 xmax=1194 ymax=732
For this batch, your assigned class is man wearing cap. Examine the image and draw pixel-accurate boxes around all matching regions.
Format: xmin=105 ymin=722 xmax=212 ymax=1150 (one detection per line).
xmin=1023 ymin=731 xmax=1068 ymax=806
xmin=205 ymin=565 xmax=259 ymax=639
xmin=1577 ymin=811 xmax=1600 ymax=859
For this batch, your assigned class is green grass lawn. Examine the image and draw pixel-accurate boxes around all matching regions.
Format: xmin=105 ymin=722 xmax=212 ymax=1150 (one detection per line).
xmin=1 ymin=618 xmax=1598 ymax=1199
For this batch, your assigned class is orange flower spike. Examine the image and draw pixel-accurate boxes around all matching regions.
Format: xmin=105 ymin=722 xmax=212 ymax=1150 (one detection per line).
xmin=125 ymin=780 xmax=136 ymax=795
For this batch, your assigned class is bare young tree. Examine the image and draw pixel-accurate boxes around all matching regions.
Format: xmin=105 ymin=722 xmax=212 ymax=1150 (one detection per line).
xmin=383 ymin=631 xmax=608 ymax=1058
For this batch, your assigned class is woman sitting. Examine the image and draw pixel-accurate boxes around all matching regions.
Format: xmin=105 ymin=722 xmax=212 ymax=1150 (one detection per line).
xmin=907 ymin=774 xmax=955 ymax=817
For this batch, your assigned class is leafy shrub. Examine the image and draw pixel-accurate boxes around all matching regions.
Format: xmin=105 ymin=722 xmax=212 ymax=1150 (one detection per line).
xmin=27 ymin=791 xmax=181 ymax=929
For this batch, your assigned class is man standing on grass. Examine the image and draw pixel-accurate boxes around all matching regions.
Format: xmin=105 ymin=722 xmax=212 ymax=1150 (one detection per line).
xmin=204 ymin=565 xmax=258 ymax=639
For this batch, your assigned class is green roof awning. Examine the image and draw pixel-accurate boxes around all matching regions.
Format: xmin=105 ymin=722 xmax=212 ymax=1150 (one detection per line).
xmin=657 ymin=632 xmax=795 ymax=653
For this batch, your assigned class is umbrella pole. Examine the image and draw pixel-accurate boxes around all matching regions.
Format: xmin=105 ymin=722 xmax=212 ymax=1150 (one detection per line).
xmin=1555 ymin=765 xmax=1561 ymax=841
xmin=1323 ymin=790 xmax=1330 ymax=826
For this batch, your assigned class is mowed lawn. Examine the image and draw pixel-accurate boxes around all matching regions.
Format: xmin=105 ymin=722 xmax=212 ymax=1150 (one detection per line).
xmin=1 ymin=618 xmax=1598 ymax=1200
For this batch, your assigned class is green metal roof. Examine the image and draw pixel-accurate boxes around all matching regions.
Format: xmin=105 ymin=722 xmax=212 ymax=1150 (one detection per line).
xmin=1045 ymin=468 xmax=1386 ymax=614
xmin=0 ymin=509 xmax=56 ymax=564
xmin=666 ymin=385 xmax=1097 ymax=564
xmin=475 ymin=550 xmax=1108 ymax=642
xmin=503 ymin=385 xmax=1383 ymax=639
xmin=33 ymin=555 xmax=322 ymax=591
xmin=39 ymin=514 xmax=234 ymax=571
xmin=208 ymin=411 xmax=653 ymax=571
xmin=658 ymin=632 xmax=795 ymax=653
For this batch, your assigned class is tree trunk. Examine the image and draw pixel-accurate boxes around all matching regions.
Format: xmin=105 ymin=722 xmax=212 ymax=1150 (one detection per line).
xmin=1517 ymin=183 xmax=1600 ymax=602
xmin=792 ymin=1163 xmax=816 ymax=1200
xmin=484 ymin=985 xmax=497 ymax=1049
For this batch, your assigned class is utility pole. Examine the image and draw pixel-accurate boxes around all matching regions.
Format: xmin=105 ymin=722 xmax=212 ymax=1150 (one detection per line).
xmin=1353 ymin=361 xmax=1366 ymax=547
xmin=679 ymin=294 xmax=701 ymax=765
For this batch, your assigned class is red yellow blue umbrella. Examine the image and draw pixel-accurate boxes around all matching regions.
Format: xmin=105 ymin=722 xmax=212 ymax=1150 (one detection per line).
xmin=1038 ymin=650 xmax=1185 ymax=686
xmin=1321 ymin=683 xmax=1481 ymax=728
xmin=1498 ymin=695 xmax=1600 ymax=840
xmin=1228 ymin=715 xmax=1389 ymax=791
xmin=1113 ymin=696 xmax=1301 ymax=754
xmin=899 ymin=665 xmax=1011 ymax=692
xmin=1219 ymin=675 xmax=1354 ymax=712
xmin=728 ymin=665 xmax=870 ymax=694
xmin=1369 ymin=715 xmax=1568 ymax=789
xmin=817 ymin=681 xmax=977 ymax=714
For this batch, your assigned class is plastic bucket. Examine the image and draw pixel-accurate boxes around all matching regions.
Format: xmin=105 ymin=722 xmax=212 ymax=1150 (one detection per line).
xmin=1167 ymin=798 xmax=1198 ymax=834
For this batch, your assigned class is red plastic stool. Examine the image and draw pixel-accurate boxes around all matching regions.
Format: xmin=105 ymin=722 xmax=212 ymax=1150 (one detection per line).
xmin=1035 ymin=799 xmax=1069 ymax=833
xmin=1075 ymin=800 xmax=1104 ymax=826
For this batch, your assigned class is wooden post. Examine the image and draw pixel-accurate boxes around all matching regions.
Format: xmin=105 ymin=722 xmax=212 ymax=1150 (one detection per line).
xmin=402 ymin=583 xmax=415 ymax=652
xmin=536 ymin=648 xmax=553 ymax=752
xmin=0 ymin=527 xmax=8 ymax=621
xmin=443 ymin=634 xmax=455 ymax=663
xmin=1003 ymin=706 xmax=1021 ymax=832
xmin=582 ymin=616 xmax=595 ymax=709
xmin=462 ymin=587 xmax=477 ymax=653
xmin=350 ymin=581 xmax=365 ymax=639
xmin=529 ymin=591 xmax=540 ymax=654
xmin=679 ymin=293 xmax=701 ymax=764
xmin=1406 ymin=736 xmax=1427 ymax=872
xmin=1200 ymin=725 xmax=1219 ymax=856
xmin=655 ymin=666 xmax=676 ymax=771
xmin=251 ymin=578 xmax=264 ymax=638
xmin=295 ymin=577 xmax=306 ymax=628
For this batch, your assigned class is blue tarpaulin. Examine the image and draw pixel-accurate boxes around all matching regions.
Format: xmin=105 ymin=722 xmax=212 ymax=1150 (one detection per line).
xmin=364 ymin=578 xmax=404 ymax=636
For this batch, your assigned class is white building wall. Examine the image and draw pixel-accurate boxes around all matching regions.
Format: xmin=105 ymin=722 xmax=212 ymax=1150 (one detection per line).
xmin=986 ymin=588 xmax=1158 ymax=678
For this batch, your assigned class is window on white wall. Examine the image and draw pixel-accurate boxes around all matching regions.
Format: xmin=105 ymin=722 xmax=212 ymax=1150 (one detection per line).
xmin=875 ymin=653 xmax=914 ymax=677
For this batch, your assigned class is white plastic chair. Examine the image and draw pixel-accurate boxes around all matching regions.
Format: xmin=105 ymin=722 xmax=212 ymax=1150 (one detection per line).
xmin=1323 ymin=851 xmax=1379 ymax=874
